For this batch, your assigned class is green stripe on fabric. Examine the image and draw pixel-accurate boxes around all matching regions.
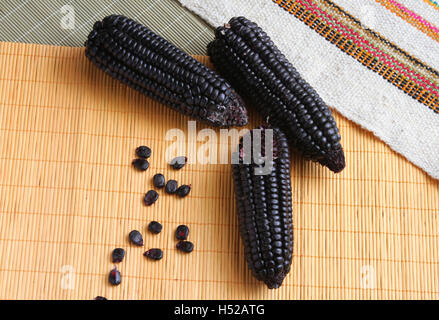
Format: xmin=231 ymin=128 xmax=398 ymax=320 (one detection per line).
xmin=0 ymin=0 xmax=214 ymax=55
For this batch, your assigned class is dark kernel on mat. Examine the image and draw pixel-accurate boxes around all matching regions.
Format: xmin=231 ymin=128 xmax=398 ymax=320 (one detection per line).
xmin=165 ymin=180 xmax=178 ymax=194
xmin=176 ymin=240 xmax=194 ymax=253
xmin=231 ymin=127 xmax=294 ymax=289
xmin=144 ymin=248 xmax=163 ymax=260
xmin=135 ymin=145 xmax=151 ymax=158
xmin=111 ymin=248 xmax=125 ymax=263
xmin=108 ymin=268 xmax=121 ymax=286
xmin=176 ymin=185 xmax=191 ymax=197
xmin=129 ymin=230 xmax=144 ymax=246
xmin=132 ymin=158 xmax=149 ymax=171
xmin=144 ymin=190 xmax=159 ymax=206
xmin=207 ymin=16 xmax=345 ymax=172
xmin=153 ymin=173 xmax=165 ymax=188
xmin=94 ymin=296 xmax=107 ymax=300
xmin=84 ymin=15 xmax=248 ymax=128
xmin=170 ymin=156 xmax=187 ymax=170
xmin=176 ymin=225 xmax=189 ymax=240
xmin=148 ymin=221 xmax=163 ymax=234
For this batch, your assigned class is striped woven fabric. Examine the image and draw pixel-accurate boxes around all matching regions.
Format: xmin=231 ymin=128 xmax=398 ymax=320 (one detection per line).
xmin=275 ymin=0 xmax=439 ymax=113
xmin=427 ymin=0 xmax=439 ymax=9
xmin=179 ymin=0 xmax=439 ymax=179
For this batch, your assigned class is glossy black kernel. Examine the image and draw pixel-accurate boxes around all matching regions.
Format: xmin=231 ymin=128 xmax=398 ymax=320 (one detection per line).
xmin=153 ymin=173 xmax=165 ymax=188
xmin=94 ymin=296 xmax=107 ymax=300
xmin=144 ymin=190 xmax=159 ymax=206
xmin=165 ymin=180 xmax=178 ymax=194
xmin=231 ymin=127 xmax=293 ymax=289
xmin=170 ymin=156 xmax=187 ymax=170
xmin=129 ymin=230 xmax=143 ymax=246
xmin=111 ymin=248 xmax=125 ymax=263
xmin=84 ymin=15 xmax=248 ymax=127
xmin=176 ymin=225 xmax=189 ymax=240
xmin=132 ymin=158 xmax=149 ymax=171
xmin=176 ymin=240 xmax=194 ymax=253
xmin=148 ymin=221 xmax=162 ymax=234
xmin=108 ymin=268 xmax=121 ymax=285
xmin=136 ymin=145 xmax=151 ymax=158
xmin=176 ymin=185 xmax=191 ymax=198
xmin=207 ymin=16 xmax=345 ymax=173
xmin=144 ymin=248 xmax=163 ymax=260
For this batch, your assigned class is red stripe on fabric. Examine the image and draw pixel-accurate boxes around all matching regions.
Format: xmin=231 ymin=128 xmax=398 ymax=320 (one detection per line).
xmin=389 ymin=0 xmax=439 ymax=33
xmin=376 ymin=0 xmax=439 ymax=42
xmin=298 ymin=0 xmax=439 ymax=96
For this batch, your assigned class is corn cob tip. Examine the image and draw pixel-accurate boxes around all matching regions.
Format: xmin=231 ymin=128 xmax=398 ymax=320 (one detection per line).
xmin=227 ymin=96 xmax=249 ymax=126
xmin=319 ymin=147 xmax=345 ymax=173
xmin=263 ymin=273 xmax=287 ymax=289
xmin=206 ymin=91 xmax=248 ymax=127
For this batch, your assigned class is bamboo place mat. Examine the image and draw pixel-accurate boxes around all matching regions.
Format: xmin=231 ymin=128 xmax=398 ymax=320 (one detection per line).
xmin=0 ymin=42 xmax=438 ymax=300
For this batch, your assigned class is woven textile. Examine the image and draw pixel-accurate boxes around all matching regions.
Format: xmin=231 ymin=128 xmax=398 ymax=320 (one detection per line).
xmin=178 ymin=0 xmax=439 ymax=179
xmin=0 ymin=42 xmax=438 ymax=299
xmin=0 ymin=0 xmax=213 ymax=54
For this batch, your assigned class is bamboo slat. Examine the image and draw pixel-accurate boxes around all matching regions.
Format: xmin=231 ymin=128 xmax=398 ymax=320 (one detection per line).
xmin=0 ymin=42 xmax=437 ymax=299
